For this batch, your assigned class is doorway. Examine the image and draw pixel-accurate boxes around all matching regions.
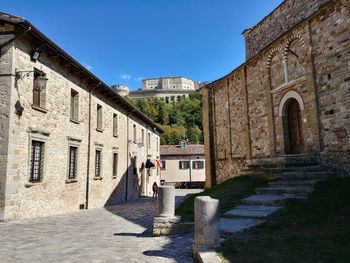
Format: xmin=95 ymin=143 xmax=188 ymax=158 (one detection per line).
xmin=285 ymin=98 xmax=304 ymax=154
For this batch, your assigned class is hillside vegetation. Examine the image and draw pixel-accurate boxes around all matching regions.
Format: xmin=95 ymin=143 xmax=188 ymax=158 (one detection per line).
xmin=128 ymin=92 xmax=203 ymax=145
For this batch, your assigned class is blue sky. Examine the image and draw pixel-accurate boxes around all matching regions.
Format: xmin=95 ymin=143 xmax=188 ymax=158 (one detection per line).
xmin=1 ymin=0 xmax=282 ymax=91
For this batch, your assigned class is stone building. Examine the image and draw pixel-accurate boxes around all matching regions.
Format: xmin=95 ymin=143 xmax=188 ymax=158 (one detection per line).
xmin=111 ymin=84 xmax=130 ymax=97
xmin=0 ymin=12 xmax=163 ymax=222
xmin=128 ymin=76 xmax=209 ymax=100
xmin=201 ymin=0 xmax=350 ymax=187
xmin=160 ymin=144 xmax=205 ymax=186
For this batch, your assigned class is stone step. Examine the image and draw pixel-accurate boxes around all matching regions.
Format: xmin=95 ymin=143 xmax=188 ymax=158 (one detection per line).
xmin=255 ymin=186 xmax=313 ymax=196
xmin=219 ymin=217 xmax=263 ymax=237
xmin=247 ymin=161 xmax=320 ymax=170
xmin=234 ymin=204 xmax=283 ymax=211
xmin=268 ymin=179 xmax=324 ymax=187
xmin=276 ymin=171 xmax=337 ymax=180
xmin=224 ymin=208 xmax=279 ymax=219
xmin=241 ymin=194 xmax=307 ymax=206
xmin=266 ymin=166 xmax=329 ymax=174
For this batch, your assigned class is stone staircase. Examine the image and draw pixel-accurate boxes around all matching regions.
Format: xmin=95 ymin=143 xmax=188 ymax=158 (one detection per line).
xmin=219 ymin=154 xmax=336 ymax=238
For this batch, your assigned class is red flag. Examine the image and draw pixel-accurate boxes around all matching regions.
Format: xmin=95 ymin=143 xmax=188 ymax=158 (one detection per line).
xmin=156 ymin=160 xmax=162 ymax=170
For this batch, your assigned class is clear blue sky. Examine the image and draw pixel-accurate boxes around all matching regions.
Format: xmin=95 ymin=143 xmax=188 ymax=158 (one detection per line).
xmin=1 ymin=0 xmax=282 ymax=91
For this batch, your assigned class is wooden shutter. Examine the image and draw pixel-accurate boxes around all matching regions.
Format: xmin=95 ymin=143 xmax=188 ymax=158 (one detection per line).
xmin=33 ymin=83 xmax=40 ymax=106
xmin=179 ymin=161 xmax=182 ymax=169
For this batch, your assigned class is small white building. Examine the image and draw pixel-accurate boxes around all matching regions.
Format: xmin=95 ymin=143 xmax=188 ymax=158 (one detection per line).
xmin=160 ymin=144 xmax=205 ymax=187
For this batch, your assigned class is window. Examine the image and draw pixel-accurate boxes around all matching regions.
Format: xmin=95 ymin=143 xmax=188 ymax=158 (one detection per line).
xmin=173 ymin=85 xmax=176 ymax=89
xmin=113 ymin=153 xmax=118 ymax=177
xmin=97 ymin=104 xmax=102 ymax=130
xmin=68 ymin=146 xmax=78 ymax=179
xmin=113 ymin=113 xmax=118 ymax=136
xmin=95 ymin=150 xmax=101 ymax=177
xmin=192 ymin=160 xmax=204 ymax=169
xmin=32 ymin=70 xmax=46 ymax=108
xmin=179 ymin=160 xmax=190 ymax=170
xmin=141 ymin=129 xmax=144 ymax=145
xmin=148 ymin=133 xmax=151 ymax=149
xmin=70 ymin=89 xmax=79 ymax=120
xmin=161 ymin=161 xmax=166 ymax=170
xmin=133 ymin=124 xmax=136 ymax=143
xmin=29 ymin=140 xmax=44 ymax=182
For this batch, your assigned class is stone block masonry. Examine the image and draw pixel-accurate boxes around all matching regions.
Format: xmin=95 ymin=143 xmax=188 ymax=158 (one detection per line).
xmin=201 ymin=0 xmax=350 ymax=186
xmin=0 ymin=13 xmax=163 ymax=222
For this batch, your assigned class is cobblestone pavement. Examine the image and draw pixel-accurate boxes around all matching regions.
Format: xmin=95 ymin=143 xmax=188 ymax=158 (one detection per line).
xmin=0 ymin=189 xmax=203 ymax=263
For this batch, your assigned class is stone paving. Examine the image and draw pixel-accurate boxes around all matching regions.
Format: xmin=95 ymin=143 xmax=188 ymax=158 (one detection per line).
xmin=0 ymin=189 xmax=202 ymax=263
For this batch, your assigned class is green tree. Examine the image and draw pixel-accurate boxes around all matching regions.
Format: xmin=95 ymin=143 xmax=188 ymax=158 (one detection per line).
xmin=187 ymin=126 xmax=203 ymax=143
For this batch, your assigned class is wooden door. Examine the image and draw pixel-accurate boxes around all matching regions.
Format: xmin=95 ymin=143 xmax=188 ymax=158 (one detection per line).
xmin=287 ymin=99 xmax=304 ymax=154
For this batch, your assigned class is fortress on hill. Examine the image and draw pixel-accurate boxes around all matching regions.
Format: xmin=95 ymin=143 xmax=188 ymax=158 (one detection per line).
xmin=113 ymin=76 xmax=210 ymax=100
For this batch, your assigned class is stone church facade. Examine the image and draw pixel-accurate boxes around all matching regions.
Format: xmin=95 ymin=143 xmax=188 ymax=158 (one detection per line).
xmin=0 ymin=13 xmax=163 ymax=222
xmin=201 ymin=0 xmax=349 ymax=187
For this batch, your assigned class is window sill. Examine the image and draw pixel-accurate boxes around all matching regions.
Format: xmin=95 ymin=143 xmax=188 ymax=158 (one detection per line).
xmin=70 ymin=118 xmax=81 ymax=124
xmin=25 ymin=181 xmax=42 ymax=188
xmin=112 ymin=175 xmax=117 ymax=179
xmin=65 ymin=179 xmax=78 ymax=184
xmin=93 ymin=176 xmax=103 ymax=181
xmin=113 ymin=134 xmax=119 ymax=138
xmin=31 ymin=104 xmax=48 ymax=114
xmin=96 ymin=128 xmax=104 ymax=133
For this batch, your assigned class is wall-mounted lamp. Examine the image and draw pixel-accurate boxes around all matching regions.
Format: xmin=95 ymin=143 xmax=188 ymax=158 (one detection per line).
xmin=31 ymin=46 xmax=41 ymax=61
xmin=15 ymin=68 xmax=48 ymax=91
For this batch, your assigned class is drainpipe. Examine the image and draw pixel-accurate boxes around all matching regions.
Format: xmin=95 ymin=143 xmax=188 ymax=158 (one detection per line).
xmin=125 ymin=109 xmax=135 ymax=202
xmin=189 ymin=155 xmax=192 ymax=184
xmin=86 ymin=82 xmax=100 ymax=209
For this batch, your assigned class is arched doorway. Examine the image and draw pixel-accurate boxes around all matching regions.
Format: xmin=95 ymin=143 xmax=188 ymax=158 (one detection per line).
xmin=284 ymin=98 xmax=304 ymax=154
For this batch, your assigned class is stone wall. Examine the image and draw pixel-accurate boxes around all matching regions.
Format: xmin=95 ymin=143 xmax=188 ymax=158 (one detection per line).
xmin=1 ymin=29 xmax=161 ymax=221
xmin=0 ymin=23 xmax=15 ymax=221
xmin=243 ymin=0 xmax=331 ymax=60
xmin=311 ymin=0 xmax=350 ymax=174
xmin=202 ymin=0 xmax=350 ymax=184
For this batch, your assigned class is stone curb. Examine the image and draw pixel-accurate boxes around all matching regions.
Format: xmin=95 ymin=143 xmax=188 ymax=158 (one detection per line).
xmin=193 ymin=245 xmax=222 ymax=263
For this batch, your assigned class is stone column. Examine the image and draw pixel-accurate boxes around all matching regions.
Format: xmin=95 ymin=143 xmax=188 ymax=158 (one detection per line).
xmin=194 ymin=196 xmax=220 ymax=248
xmin=157 ymin=185 xmax=175 ymax=217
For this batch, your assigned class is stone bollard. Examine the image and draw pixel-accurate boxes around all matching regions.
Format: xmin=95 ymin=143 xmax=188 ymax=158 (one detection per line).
xmin=194 ymin=196 xmax=220 ymax=249
xmin=153 ymin=185 xmax=194 ymax=236
xmin=157 ymin=185 xmax=175 ymax=217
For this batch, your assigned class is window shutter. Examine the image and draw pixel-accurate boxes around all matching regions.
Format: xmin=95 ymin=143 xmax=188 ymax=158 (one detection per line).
xmin=179 ymin=161 xmax=182 ymax=169
xmin=192 ymin=161 xmax=196 ymax=169
xmin=187 ymin=161 xmax=190 ymax=169
xmin=74 ymin=94 xmax=79 ymax=119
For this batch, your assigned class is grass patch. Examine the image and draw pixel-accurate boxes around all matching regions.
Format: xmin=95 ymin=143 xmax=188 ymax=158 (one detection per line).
xmin=175 ymin=175 xmax=269 ymax=221
xmin=219 ymin=178 xmax=350 ymax=263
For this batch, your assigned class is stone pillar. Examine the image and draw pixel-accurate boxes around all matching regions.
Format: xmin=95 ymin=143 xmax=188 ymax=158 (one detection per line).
xmin=194 ymin=196 xmax=220 ymax=248
xmin=154 ymin=186 xmax=192 ymax=236
xmin=157 ymin=185 xmax=175 ymax=217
